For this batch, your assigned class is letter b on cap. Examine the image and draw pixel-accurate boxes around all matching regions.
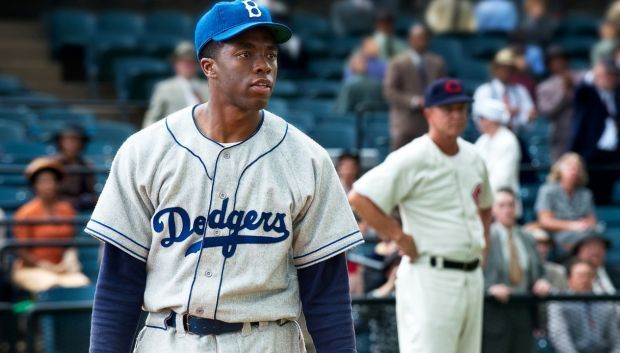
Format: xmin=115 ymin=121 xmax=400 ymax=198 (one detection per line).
xmin=242 ymin=0 xmax=262 ymax=18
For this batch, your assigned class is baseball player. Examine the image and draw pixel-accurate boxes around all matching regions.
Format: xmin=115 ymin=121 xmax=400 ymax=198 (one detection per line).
xmin=349 ymin=78 xmax=493 ymax=353
xmin=86 ymin=1 xmax=363 ymax=352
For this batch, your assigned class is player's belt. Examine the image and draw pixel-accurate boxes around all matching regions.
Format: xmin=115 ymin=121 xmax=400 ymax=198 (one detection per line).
xmin=166 ymin=313 xmax=259 ymax=336
xmin=429 ymin=256 xmax=479 ymax=271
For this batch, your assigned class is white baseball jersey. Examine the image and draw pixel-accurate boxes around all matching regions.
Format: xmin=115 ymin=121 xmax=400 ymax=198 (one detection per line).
xmin=354 ymin=134 xmax=493 ymax=262
xmin=85 ymin=106 xmax=363 ymax=323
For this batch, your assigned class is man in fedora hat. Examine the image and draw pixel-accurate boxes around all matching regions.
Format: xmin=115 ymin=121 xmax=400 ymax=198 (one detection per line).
xmin=143 ymin=41 xmax=210 ymax=128
xmin=573 ymin=232 xmax=620 ymax=294
xmin=474 ymin=48 xmax=536 ymax=133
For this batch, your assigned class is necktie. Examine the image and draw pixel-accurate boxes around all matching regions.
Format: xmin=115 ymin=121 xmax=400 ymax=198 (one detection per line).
xmin=417 ymin=57 xmax=428 ymax=88
xmin=508 ymin=231 xmax=523 ymax=286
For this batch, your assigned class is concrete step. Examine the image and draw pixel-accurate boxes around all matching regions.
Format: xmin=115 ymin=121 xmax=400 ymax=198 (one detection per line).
xmin=0 ymin=66 xmax=61 ymax=82
xmin=0 ymin=21 xmax=43 ymax=40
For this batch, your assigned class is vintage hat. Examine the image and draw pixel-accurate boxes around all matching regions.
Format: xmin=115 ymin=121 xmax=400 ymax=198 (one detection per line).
xmin=493 ymin=48 xmax=516 ymax=67
xmin=194 ymin=0 xmax=292 ymax=58
xmin=571 ymin=231 xmax=612 ymax=256
xmin=473 ymin=98 xmax=510 ymax=125
xmin=24 ymin=157 xmax=65 ymax=183
xmin=424 ymin=78 xmax=473 ymax=107
xmin=171 ymin=41 xmax=197 ymax=61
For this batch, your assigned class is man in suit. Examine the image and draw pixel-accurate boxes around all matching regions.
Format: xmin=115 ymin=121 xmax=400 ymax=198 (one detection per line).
xmin=568 ymin=59 xmax=620 ymax=205
xmin=142 ymin=41 xmax=210 ymax=128
xmin=483 ymin=187 xmax=552 ymax=353
xmin=383 ymin=24 xmax=446 ymax=150
xmin=573 ymin=233 xmax=620 ymax=294
xmin=548 ymin=259 xmax=620 ymax=353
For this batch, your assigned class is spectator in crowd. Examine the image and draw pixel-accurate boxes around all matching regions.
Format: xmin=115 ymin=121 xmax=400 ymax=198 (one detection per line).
xmin=53 ymin=125 xmax=97 ymax=211
xmin=384 ymin=24 xmax=446 ymax=149
xmin=519 ymin=0 xmax=557 ymax=47
xmin=592 ymin=21 xmax=618 ymax=66
xmin=537 ymin=46 xmax=580 ymax=162
xmin=344 ymin=37 xmax=387 ymax=83
xmin=142 ymin=41 xmax=209 ymax=128
xmin=372 ymin=11 xmax=407 ymax=61
xmin=535 ymin=153 xmax=598 ymax=256
xmin=473 ymin=98 xmax=522 ymax=216
xmin=607 ymin=0 xmax=620 ymax=31
xmin=474 ymin=48 xmax=536 ymax=133
xmin=483 ymin=188 xmax=551 ymax=353
xmin=474 ymin=0 xmax=518 ymax=32
xmin=11 ymin=158 xmax=90 ymax=293
xmin=525 ymin=225 xmax=569 ymax=292
xmin=568 ymin=59 xmax=620 ymax=205
xmin=425 ymin=0 xmax=476 ymax=34
xmin=330 ymin=0 xmax=375 ymax=37
xmin=573 ymin=233 xmax=620 ymax=294
xmin=336 ymin=152 xmax=361 ymax=194
xmin=509 ymin=44 xmax=538 ymax=100
xmin=548 ymin=259 xmax=620 ymax=353
xmin=336 ymin=51 xmax=385 ymax=114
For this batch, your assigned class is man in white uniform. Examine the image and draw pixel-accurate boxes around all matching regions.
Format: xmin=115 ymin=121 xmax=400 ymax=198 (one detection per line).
xmin=473 ymin=98 xmax=522 ymax=216
xmin=349 ymin=78 xmax=493 ymax=353
xmin=86 ymin=2 xmax=363 ymax=353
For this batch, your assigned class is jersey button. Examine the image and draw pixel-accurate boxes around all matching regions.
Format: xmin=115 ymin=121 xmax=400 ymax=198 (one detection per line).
xmin=223 ymin=152 xmax=230 ymax=159
xmin=196 ymin=308 xmax=204 ymax=315
xmin=219 ymin=192 xmax=227 ymax=199
xmin=214 ymin=230 xmax=221 ymax=236
xmin=206 ymin=271 xmax=212 ymax=277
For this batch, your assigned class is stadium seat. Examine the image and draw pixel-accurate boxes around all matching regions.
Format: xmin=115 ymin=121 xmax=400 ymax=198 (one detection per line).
xmin=0 ymin=187 xmax=32 ymax=211
xmin=556 ymin=15 xmax=599 ymax=37
xmin=298 ymin=80 xmax=341 ymax=99
xmin=0 ymin=75 xmax=27 ymax=96
xmin=613 ymin=181 xmax=620 ymax=205
xmin=291 ymin=14 xmax=331 ymax=38
xmin=272 ymin=80 xmax=299 ymax=99
xmin=290 ymin=98 xmax=335 ymax=116
xmin=330 ymin=36 xmax=362 ymax=59
xmin=557 ymin=36 xmax=596 ymax=61
xmin=97 ymin=11 xmax=144 ymax=36
xmin=1 ymin=92 xmax=61 ymax=108
xmin=37 ymin=285 xmax=96 ymax=353
xmin=456 ymin=59 xmax=490 ymax=82
xmin=140 ymin=34 xmax=186 ymax=59
xmin=114 ymin=57 xmax=171 ymax=100
xmin=311 ymin=121 xmax=357 ymax=149
xmin=48 ymin=9 xmax=96 ymax=56
xmin=308 ymin=59 xmax=345 ymax=80
xmin=84 ymin=142 xmax=120 ymax=157
xmin=0 ymin=119 xmax=27 ymax=143
xmin=0 ymin=142 xmax=53 ymax=165
xmin=283 ymin=111 xmax=316 ymax=134
xmin=92 ymin=121 xmax=136 ymax=145
xmin=430 ymin=37 xmax=464 ymax=76
xmin=88 ymin=33 xmax=142 ymax=81
xmin=266 ymin=98 xmax=289 ymax=116
xmin=467 ymin=36 xmax=507 ymax=60
xmin=362 ymin=111 xmax=389 ymax=149
xmin=0 ymin=107 xmax=38 ymax=129
xmin=145 ymin=11 xmax=193 ymax=38
xmin=303 ymin=37 xmax=329 ymax=58
xmin=597 ymin=206 xmax=620 ymax=228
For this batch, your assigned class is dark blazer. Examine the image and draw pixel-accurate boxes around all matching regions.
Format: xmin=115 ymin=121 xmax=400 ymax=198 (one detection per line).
xmin=568 ymin=82 xmax=620 ymax=160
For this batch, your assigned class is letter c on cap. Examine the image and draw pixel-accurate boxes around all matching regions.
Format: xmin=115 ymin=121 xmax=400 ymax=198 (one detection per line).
xmin=444 ymin=80 xmax=462 ymax=93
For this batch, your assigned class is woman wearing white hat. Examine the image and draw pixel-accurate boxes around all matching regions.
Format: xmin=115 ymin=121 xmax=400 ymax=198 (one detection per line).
xmin=474 ymin=98 xmax=522 ymax=216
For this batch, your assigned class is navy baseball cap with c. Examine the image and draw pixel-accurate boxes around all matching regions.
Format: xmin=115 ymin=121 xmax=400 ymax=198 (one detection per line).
xmin=424 ymin=78 xmax=474 ymax=108
xmin=194 ymin=0 xmax=292 ymax=58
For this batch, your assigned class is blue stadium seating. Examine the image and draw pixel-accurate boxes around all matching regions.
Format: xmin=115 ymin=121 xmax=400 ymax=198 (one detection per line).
xmin=308 ymin=59 xmax=345 ymax=80
xmin=556 ymin=15 xmax=599 ymax=37
xmin=597 ymin=206 xmax=620 ymax=228
xmin=430 ymin=37 xmax=464 ymax=76
xmin=140 ymin=34 xmax=186 ymax=59
xmin=0 ymin=142 xmax=53 ymax=164
xmin=330 ymin=36 xmax=362 ymax=59
xmin=457 ymin=59 xmax=490 ymax=82
xmin=0 ymin=107 xmax=38 ymax=130
xmin=88 ymin=33 xmax=142 ymax=81
xmin=303 ymin=37 xmax=330 ymax=58
xmin=84 ymin=142 xmax=120 ymax=157
xmin=467 ymin=36 xmax=507 ymax=60
xmin=272 ymin=80 xmax=299 ymax=98
xmin=0 ymin=75 xmax=27 ymax=96
xmin=38 ymin=109 xmax=97 ymax=131
xmin=284 ymin=111 xmax=316 ymax=134
xmin=97 ymin=11 xmax=144 ymax=36
xmin=145 ymin=11 xmax=193 ymax=38
xmin=48 ymin=9 xmax=96 ymax=56
xmin=291 ymin=14 xmax=331 ymax=38
xmin=557 ymin=36 xmax=596 ymax=60
xmin=266 ymin=98 xmax=289 ymax=116
xmin=92 ymin=121 xmax=136 ymax=145
xmin=298 ymin=80 xmax=341 ymax=99
xmin=0 ymin=119 xmax=27 ymax=142
xmin=290 ymin=98 xmax=335 ymax=116
xmin=0 ymin=187 xmax=32 ymax=211
xmin=114 ymin=57 xmax=171 ymax=100
xmin=311 ymin=120 xmax=357 ymax=149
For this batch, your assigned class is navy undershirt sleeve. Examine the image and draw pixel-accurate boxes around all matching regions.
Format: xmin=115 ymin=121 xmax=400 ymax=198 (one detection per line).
xmin=298 ymin=253 xmax=356 ymax=353
xmin=90 ymin=243 xmax=146 ymax=353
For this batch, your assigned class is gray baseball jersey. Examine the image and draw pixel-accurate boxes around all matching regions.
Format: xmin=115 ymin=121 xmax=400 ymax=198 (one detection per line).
xmin=85 ymin=105 xmax=363 ymax=323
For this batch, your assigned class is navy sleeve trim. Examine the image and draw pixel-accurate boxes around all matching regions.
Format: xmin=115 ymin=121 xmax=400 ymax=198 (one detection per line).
xmin=86 ymin=227 xmax=147 ymax=262
xmin=294 ymin=230 xmax=361 ymax=259
xmin=296 ymin=238 xmax=364 ymax=268
xmin=91 ymin=219 xmax=150 ymax=251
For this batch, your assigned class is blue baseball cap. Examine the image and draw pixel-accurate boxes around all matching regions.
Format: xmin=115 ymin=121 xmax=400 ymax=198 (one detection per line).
xmin=194 ymin=0 xmax=293 ymax=58
xmin=424 ymin=78 xmax=473 ymax=108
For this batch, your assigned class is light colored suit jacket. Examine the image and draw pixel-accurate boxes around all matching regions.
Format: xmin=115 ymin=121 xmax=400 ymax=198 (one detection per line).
xmin=383 ymin=51 xmax=446 ymax=147
xmin=143 ymin=77 xmax=209 ymax=128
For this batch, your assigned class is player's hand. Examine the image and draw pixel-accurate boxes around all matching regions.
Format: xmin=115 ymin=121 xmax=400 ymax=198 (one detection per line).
xmin=488 ymin=284 xmax=511 ymax=303
xmin=395 ymin=232 xmax=418 ymax=263
xmin=532 ymin=279 xmax=552 ymax=297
